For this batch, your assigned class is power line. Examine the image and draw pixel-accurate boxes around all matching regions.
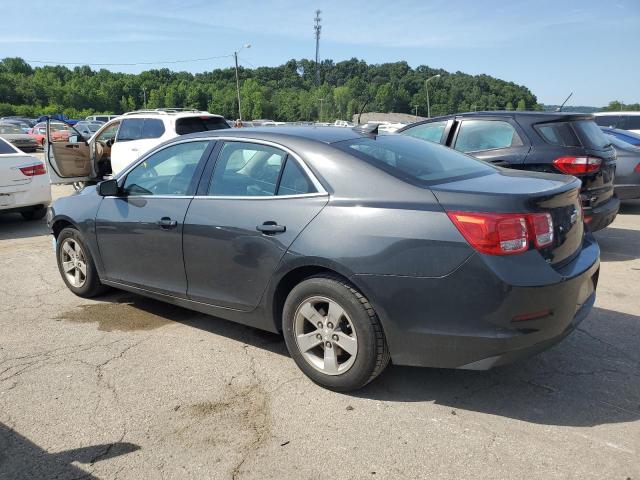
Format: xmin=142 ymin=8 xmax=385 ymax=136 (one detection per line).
xmin=24 ymin=54 xmax=234 ymax=67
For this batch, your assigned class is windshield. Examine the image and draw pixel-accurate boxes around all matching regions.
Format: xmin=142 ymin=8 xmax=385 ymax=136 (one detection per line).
xmin=0 ymin=125 xmax=23 ymax=134
xmin=335 ymin=135 xmax=495 ymax=186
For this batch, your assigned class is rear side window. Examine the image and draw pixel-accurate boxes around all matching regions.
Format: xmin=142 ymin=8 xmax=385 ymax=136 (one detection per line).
xmin=0 ymin=138 xmax=16 ymax=154
xmin=401 ymin=121 xmax=447 ymax=143
xmin=117 ymin=119 xmax=144 ymax=142
xmin=277 ymin=159 xmax=316 ymax=195
xmin=141 ymin=119 xmax=165 ymax=139
xmin=594 ymin=115 xmax=620 ymax=128
xmin=454 ymin=120 xmax=523 ymax=153
xmin=624 ymin=116 xmax=640 ymax=130
xmin=335 ymin=135 xmax=494 ymax=185
xmin=535 ymin=122 xmax=580 ymax=147
xmin=175 ymin=116 xmax=230 ymax=135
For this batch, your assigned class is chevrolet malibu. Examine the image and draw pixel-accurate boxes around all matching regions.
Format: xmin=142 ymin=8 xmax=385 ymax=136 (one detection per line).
xmin=47 ymin=126 xmax=600 ymax=391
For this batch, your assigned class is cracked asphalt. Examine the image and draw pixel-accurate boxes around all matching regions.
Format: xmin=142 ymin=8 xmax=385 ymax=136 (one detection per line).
xmin=1 ymin=182 xmax=639 ymax=480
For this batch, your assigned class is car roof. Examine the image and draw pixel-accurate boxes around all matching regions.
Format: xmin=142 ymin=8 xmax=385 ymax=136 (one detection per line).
xmin=180 ymin=126 xmax=367 ymax=144
xmin=121 ymin=109 xmax=224 ymax=119
xmin=593 ymin=111 xmax=640 ymax=116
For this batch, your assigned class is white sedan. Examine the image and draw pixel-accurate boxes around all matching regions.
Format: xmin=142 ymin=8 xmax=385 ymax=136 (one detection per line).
xmin=0 ymin=137 xmax=51 ymax=220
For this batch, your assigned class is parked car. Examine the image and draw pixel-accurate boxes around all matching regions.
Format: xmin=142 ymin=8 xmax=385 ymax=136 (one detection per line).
xmin=1 ymin=118 xmax=32 ymax=133
xmin=593 ymin=111 xmax=640 ymax=134
xmin=0 ymin=123 xmax=40 ymax=152
xmin=600 ymin=127 xmax=640 ymax=147
xmin=398 ymin=112 xmax=619 ymax=231
xmin=73 ymin=121 xmax=104 ymax=140
xmin=1 ymin=116 xmax=36 ymax=128
xmin=29 ymin=122 xmax=71 ymax=146
xmin=603 ymin=134 xmax=640 ymax=200
xmin=86 ymin=114 xmax=119 ymax=123
xmin=45 ymin=109 xmax=230 ymax=182
xmin=48 ymin=127 xmax=599 ymax=391
xmin=0 ymin=137 xmax=51 ymax=220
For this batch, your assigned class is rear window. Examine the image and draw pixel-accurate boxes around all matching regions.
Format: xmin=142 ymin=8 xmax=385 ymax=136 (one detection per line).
xmin=335 ymin=135 xmax=494 ymax=186
xmin=573 ymin=120 xmax=610 ymax=150
xmin=175 ymin=116 xmax=230 ymax=135
xmin=535 ymin=122 xmax=581 ymax=147
xmin=0 ymin=138 xmax=16 ymax=154
xmin=594 ymin=115 xmax=620 ymax=128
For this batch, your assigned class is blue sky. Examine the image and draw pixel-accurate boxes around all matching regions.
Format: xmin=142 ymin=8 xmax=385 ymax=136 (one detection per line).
xmin=1 ymin=0 xmax=638 ymax=106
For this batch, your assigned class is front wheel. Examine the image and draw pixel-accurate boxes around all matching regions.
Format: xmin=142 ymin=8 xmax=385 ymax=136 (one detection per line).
xmin=282 ymin=275 xmax=390 ymax=391
xmin=56 ymin=227 xmax=108 ymax=298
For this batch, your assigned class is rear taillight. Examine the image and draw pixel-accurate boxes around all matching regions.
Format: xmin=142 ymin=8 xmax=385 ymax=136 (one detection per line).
xmin=635 ymin=163 xmax=640 ymax=173
xmin=19 ymin=163 xmax=46 ymax=176
xmin=447 ymin=211 xmax=554 ymax=256
xmin=552 ymin=156 xmax=602 ymax=175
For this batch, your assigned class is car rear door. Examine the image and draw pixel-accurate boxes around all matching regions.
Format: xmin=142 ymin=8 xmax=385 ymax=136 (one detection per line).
xmin=95 ymin=139 xmax=214 ymax=296
xmin=449 ymin=117 xmax=531 ymax=166
xmin=183 ymin=140 xmax=328 ymax=311
xmin=45 ymin=119 xmax=93 ymax=184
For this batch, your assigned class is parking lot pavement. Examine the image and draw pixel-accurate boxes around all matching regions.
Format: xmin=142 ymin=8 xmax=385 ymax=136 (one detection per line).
xmin=0 ymin=187 xmax=638 ymax=480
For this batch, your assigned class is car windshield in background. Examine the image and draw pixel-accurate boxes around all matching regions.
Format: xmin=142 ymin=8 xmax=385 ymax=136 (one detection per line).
xmin=335 ymin=135 xmax=495 ymax=185
xmin=0 ymin=125 xmax=24 ymax=134
xmin=175 ymin=116 xmax=230 ymax=135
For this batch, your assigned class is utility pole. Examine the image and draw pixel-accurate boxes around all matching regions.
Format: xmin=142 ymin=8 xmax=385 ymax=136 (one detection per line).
xmin=317 ymin=97 xmax=326 ymax=122
xmin=314 ymin=9 xmax=322 ymax=86
xmin=142 ymin=86 xmax=146 ymax=109
xmin=233 ymin=44 xmax=251 ymax=121
xmin=414 ymin=105 xmax=419 ymax=120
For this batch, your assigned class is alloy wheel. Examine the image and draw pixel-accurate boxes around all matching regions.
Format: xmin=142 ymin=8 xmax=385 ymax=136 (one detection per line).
xmin=293 ymin=296 xmax=358 ymax=375
xmin=60 ymin=238 xmax=87 ymax=288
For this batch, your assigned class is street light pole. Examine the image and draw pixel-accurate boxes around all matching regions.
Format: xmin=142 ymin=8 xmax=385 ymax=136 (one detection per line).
xmin=425 ymin=74 xmax=441 ymax=118
xmin=234 ymin=43 xmax=251 ymax=121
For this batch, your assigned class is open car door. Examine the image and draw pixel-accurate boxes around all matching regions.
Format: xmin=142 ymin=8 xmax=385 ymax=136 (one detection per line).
xmin=45 ymin=118 xmax=93 ymax=184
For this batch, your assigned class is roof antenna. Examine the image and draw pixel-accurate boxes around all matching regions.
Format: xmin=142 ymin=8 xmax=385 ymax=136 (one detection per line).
xmin=352 ymin=123 xmax=379 ymax=135
xmin=556 ymin=92 xmax=573 ymax=112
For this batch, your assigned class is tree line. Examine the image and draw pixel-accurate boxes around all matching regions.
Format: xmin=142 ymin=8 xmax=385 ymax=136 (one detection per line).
xmin=1 ymin=56 xmax=542 ymax=121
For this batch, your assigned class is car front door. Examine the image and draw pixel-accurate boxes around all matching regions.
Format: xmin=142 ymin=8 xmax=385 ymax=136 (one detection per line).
xmin=449 ymin=118 xmax=530 ymax=166
xmin=183 ymin=140 xmax=329 ymax=310
xmin=95 ymin=140 xmax=214 ymax=296
xmin=45 ymin=119 xmax=93 ymax=184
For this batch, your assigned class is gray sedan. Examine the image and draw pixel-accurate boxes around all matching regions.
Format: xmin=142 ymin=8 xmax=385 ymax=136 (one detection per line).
xmin=47 ymin=127 xmax=600 ymax=391
xmin=0 ymin=123 xmax=39 ymax=152
xmin=605 ymin=134 xmax=640 ymax=200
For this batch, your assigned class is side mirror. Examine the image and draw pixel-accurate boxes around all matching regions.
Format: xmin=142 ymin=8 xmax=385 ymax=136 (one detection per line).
xmin=97 ymin=179 xmax=119 ymax=196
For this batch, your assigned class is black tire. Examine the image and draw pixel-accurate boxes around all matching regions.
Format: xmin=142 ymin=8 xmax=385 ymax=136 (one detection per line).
xmin=21 ymin=207 xmax=46 ymax=221
xmin=282 ymin=274 xmax=390 ymax=391
xmin=56 ymin=227 xmax=109 ymax=298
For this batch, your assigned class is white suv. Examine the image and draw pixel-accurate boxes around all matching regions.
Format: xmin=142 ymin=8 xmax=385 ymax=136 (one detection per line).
xmin=45 ymin=109 xmax=229 ymax=185
xmin=593 ymin=111 xmax=640 ymax=135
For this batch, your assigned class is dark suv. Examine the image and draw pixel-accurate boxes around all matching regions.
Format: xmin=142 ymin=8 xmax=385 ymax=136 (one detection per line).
xmin=398 ymin=112 xmax=619 ymax=231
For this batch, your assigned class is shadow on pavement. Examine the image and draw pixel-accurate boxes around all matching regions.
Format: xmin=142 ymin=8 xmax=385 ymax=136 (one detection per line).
xmin=619 ymin=199 xmax=640 ymax=215
xmin=594 ymin=227 xmax=640 ymax=262
xmin=89 ymin=290 xmax=640 ymax=428
xmin=0 ymin=422 xmax=140 ymax=479
xmin=0 ymin=213 xmax=49 ymax=241
xmin=353 ymin=306 xmax=640 ymax=427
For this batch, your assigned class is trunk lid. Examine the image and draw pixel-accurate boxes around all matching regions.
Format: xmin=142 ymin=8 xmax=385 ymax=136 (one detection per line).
xmin=430 ymin=168 xmax=583 ymax=266
xmin=0 ymin=153 xmax=34 ymax=187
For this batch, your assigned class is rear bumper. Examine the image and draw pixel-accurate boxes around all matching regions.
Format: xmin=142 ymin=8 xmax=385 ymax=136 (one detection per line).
xmin=353 ymin=235 xmax=600 ymax=369
xmin=614 ymin=184 xmax=640 ymax=200
xmin=584 ymin=195 xmax=620 ymax=231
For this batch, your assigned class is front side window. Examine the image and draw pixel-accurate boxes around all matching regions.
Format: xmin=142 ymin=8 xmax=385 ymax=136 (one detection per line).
xmin=454 ymin=120 xmax=522 ymax=153
xmin=335 ymin=135 xmax=494 ymax=185
xmin=117 ymin=118 xmax=144 ymax=142
xmin=96 ymin=122 xmax=121 ymax=143
xmin=401 ymin=121 xmax=447 ymax=143
xmin=208 ymin=142 xmax=287 ymax=196
xmin=123 ymin=141 xmax=209 ymax=196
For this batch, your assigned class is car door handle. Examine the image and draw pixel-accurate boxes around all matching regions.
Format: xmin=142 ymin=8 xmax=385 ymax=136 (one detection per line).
xmin=65 ymin=144 xmax=80 ymax=149
xmin=256 ymin=221 xmax=286 ymax=234
xmin=157 ymin=217 xmax=178 ymax=229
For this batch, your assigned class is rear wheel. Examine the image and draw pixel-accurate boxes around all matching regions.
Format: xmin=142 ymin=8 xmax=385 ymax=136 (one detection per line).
xmin=282 ymin=274 xmax=390 ymax=391
xmin=21 ymin=207 xmax=46 ymax=221
xmin=56 ymin=227 xmax=108 ymax=298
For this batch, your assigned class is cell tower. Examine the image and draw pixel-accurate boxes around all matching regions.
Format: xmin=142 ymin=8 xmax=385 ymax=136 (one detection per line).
xmin=314 ymin=9 xmax=322 ymax=85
